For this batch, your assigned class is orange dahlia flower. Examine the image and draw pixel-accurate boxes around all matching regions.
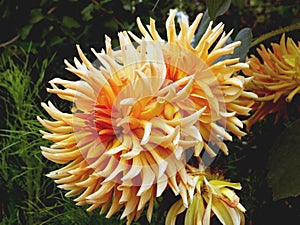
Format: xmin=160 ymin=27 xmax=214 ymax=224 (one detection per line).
xmin=243 ymin=34 xmax=300 ymax=130
xmin=39 ymin=9 xmax=254 ymax=224
xmin=166 ymin=165 xmax=246 ymax=225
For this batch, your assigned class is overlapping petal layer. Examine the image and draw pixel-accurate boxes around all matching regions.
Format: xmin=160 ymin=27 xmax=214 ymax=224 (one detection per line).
xmin=243 ymin=34 xmax=300 ymax=129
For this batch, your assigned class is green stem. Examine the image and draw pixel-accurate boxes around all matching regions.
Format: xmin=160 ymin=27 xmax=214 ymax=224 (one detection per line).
xmin=250 ymin=23 xmax=300 ymax=48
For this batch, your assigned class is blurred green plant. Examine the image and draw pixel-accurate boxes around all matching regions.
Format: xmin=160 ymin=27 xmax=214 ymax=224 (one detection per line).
xmin=0 ymin=46 xmax=128 ymax=225
xmin=0 ymin=45 xmax=54 ymax=224
xmin=206 ymin=0 xmax=231 ymax=21
xmin=267 ymin=119 xmax=300 ymax=201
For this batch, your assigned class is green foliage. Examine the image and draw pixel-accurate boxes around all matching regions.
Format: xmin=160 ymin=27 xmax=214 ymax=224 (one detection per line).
xmin=0 ymin=0 xmax=206 ymax=74
xmin=0 ymin=45 xmax=53 ymax=224
xmin=206 ymin=0 xmax=231 ymax=21
xmin=215 ymin=28 xmax=253 ymax=63
xmin=0 ymin=46 xmax=122 ymax=225
xmin=267 ymin=119 xmax=300 ymax=201
xmin=191 ymin=10 xmax=210 ymax=48
xmin=230 ymin=28 xmax=253 ymax=62
xmin=0 ymin=0 xmax=203 ymax=54
xmin=231 ymin=0 xmax=245 ymax=9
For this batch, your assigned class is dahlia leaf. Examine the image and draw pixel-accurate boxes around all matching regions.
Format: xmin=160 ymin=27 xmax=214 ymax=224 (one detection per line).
xmin=215 ymin=28 xmax=252 ymax=63
xmin=231 ymin=28 xmax=253 ymax=62
xmin=231 ymin=0 xmax=245 ymax=8
xmin=62 ymin=16 xmax=80 ymax=28
xmin=191 ymin=10 xmax=210 ymax=48
xmin=267 ymin=119 xmax=300 ymax=200
xmin=29 ymin=8 xmax=43 ymax=24
xmin=81 ymin=4 xmax=93 ymax=21
xmin=19 ymin=24 xmax=32 ymax=40
xmin=206 ymin=0 xmax=232 ymax=21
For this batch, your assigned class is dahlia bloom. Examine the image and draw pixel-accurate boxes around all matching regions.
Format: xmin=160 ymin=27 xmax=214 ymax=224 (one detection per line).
xmin=166 ymin=165 xmax=246 ymax=225
xmin=243 ymin=34 xmax=300 ymax=129
xmin=38 ymin=9 xmax=253 ymax=224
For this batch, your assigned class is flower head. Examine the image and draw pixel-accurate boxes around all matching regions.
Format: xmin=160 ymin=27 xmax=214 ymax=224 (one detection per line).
xmin=39 ymin=9 xmax=253 ymax=224
xmin=166 ymin=165 xmax=246 ymax=225
xmin=243 ymin=34 xmax=300 ymax=129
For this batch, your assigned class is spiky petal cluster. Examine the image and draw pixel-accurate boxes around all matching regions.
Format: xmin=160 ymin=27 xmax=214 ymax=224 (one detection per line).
xmin=166 ymin=165 xmax=246 ymax=225
xmin=131 ymin=9 xmax=257 ymax=156
xmin=39 ymin=9 xmax=253 ymax=224
xmin=243 ymin=34 xmax=300 ymax=129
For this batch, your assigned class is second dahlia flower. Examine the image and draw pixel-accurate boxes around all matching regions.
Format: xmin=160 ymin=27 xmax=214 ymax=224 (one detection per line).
xmin=166 ymin=165 xmax=246 ymax=225
xmin=38 ymin=9 xmax=254 ymax=224
xmin=243 ymin=34 xmax=300 ymax=129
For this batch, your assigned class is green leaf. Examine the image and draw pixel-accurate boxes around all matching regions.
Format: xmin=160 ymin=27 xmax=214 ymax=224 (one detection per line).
xmin=62 ymin=16 xmax=80 ymax=28
xmin=49 ymin=36 xmax=67 ymax=47
xmin=231 ymin=28 xmax=252 ymax=62
xmin=231 ymin=0 xmax=245 ymax=8
xmin=29 ymin=8 xmax=44 ymax=24
xmin=81 ymin=3 xmax=94 ymax=21
xmin=191 ymin=9 xmax=210 ymax=48
xmin=206 ymin=0 xmax=232 ymax=21
xmin=19 ymin=24 xmax=33 ymax=39
xmin=100 ymin=0 xmax=113 ymax=4
xmin=123 ymin=4 xmax=131 ymax=12
xmin=267 ymin=119 xmax=300 ymax=201
xmin=213 ymin=27 xmax=252 ymax=63
xmin=40 ymin=0 xmax=48 ymax=6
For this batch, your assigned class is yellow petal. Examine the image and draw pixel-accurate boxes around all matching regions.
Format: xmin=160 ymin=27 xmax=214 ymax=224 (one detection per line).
xmin=165 ymin=199 xmax=185 ymax=225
